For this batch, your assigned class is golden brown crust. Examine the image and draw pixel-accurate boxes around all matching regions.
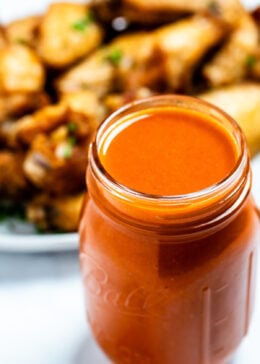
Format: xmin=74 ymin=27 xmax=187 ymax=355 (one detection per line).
xmin=200 ymin=83 xmax=260 ymax=156
xmin=37 ymin=3 xmax=103 ymax=68
xmin=0 ymin=151 xmax=29 ymax=197
xmin=26 ymin=192 xmax=84 ymax=232
xmin=0 ymin=44 xmax=45 ymax=93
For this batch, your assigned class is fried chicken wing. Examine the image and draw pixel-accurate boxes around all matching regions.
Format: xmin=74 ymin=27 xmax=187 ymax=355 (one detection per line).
xmin=0 ymin=44 xmax=45 ymax=93
xmin=11 ymin=103 xmax=67 ymax=145
xmin=91 ymin=0 xmax=244 ymax=27
xmin=23 ymin=133 xmax=89 ymax=195
xmin=199 ymin=83 xmax=260 ymax=156
xmin=10 ymin=90 xmax=104 ymax=146
xmin=26 ymin=192 xmax=84 ymax=232
xmin=61 ymin=90 xmax=106 ymax=128
xmin=57 ymin=31 xmax=157 ymax=95
xmin=37 ymin=2 xmax=103 ymax=68
xmin=203 ymin=12 xmax=258 ymax=86
xmin=0 ymin=26 xmax=6 ymax=49
xmin=56 ymin=45 xmax=115 ymax=95
xmin=0 ymin=151 xmax=29 ymax=198
xmin=155 ymin=14 xmax=225 ymax=90
xmin=58 ymin=14 xmax=225 ymax=95
xmin=0 ymin=91 xmax=49 ymax=124
xmin=5 ymin=16 xmax=40 ymax=48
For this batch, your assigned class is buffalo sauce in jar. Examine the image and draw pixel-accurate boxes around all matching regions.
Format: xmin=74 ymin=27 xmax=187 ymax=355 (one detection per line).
xmin=79 ymin=95 xmax=259 ymax=364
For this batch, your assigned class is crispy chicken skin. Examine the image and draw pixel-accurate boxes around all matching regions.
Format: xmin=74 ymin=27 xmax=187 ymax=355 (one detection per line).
xmin=5 ymin=16 xmax=41 ymax=48
xmin=200 ymin=83 xmax=260 ymax=156
xmin=91 ymin=0 xmax=244 ymax=27
xmin=58 ymin=14 xmax=225 ymax=94
xmin=27 ymin=193 xmax=84 ymax=232
xmin=61 ymin=90 xmax=106 ymax=127
xmin=37 ymin=3 xmax=103 ymax=68
xmin=56 ymin=32 xmax=153 ymax=95
xmin=12 ymin=103 xmax=67 ymax=145
xmin=21 ymin=91 xmax=101 ymax=195
xmin=0 ymin=44 xmax=45 ymax=93
xmin=9 ymin=90 xmax=103 ymax=146
xmin=0 ymin=27 xmax=6 ymax=49
xmin=203 ymin=11 xmax=259 ymax=86
xmin=0 ymin=92 xmax=49 ymax=124
xmin=0 ymin=151 xmax=29 ymax=197
xmin=155 ymin=14 xmax=225 ymax=90
xmin=23 ymin=134 xmax=90 ymax=195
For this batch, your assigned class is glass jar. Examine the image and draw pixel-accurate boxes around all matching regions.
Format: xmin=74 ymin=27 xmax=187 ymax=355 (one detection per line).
xmin=79 ymin=95 xmax=259 ymax=364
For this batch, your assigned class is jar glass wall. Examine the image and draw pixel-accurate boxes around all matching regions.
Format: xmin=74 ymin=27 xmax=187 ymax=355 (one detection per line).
xmin=79 ymin=95 xmax=259 ymax=364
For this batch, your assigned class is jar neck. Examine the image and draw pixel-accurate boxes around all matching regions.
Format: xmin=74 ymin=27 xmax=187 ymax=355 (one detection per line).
xmin=87 ymin=95 xmax=251 ymax=240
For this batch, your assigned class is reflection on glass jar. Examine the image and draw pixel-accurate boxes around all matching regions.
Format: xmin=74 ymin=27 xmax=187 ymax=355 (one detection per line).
xmin=79 ymin=95 xmax=259 ymax=364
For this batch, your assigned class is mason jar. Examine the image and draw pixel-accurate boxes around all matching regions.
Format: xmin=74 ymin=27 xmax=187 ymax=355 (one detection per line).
xmin=79 ymin=95 xmax=259 ymax=364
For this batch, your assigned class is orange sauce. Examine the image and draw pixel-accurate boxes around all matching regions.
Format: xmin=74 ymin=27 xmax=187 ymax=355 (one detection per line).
xmin=99 ymin=107 xmax=238 ymax=195
xmin=80 ymin=98 xmax=259 ymax=364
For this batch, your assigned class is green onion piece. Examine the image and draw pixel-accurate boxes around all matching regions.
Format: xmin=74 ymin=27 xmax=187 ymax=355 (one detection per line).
xmin=246 ymin=55 xmax=257 ymax=69
xmin=63 ymin=144 xmax=73 ymax=159
xmin=67 ymin=122 xmax=77 ymax=133
xmin=207 ymin=1 xmax=221 ymax=15
xmin=72 ymin=12 xmax=94 ymax=31
xmin=105 ymin=48 xmax=123 ymax=66
xmin=14 ymin=37 xmax=28 ymax=46
xmin=68 ymin=136 xmax=77 ymax=146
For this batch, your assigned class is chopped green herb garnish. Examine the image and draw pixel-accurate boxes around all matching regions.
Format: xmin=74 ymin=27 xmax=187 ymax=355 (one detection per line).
xmin=0 ymin=203 xmax=26 ymax=221
xmin=208 ymin=1 xmax=221 ymax=16
xmin=72 ymin=12 xmax=94 ymax=31
xmin=67 ymin=122 xmax=77 ymax=133
xmin=14 ymin=37 xmax=29 ymax=46
xmin=63 ymin=144 xmax=73 ymax=158
xmin=105 ymin=48 xmax=123 ymax=66
xmin=246 ymin=55 xmax=257 ymax=69
xmin=68 ymin=136 xmax=77 ymax=146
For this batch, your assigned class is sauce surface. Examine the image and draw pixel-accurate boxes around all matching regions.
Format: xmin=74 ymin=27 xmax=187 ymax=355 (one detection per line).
xmin=99 ymin=107 xmax=238 ymax=195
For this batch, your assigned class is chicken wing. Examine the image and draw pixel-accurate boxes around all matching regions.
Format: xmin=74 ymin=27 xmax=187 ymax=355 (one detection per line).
xmin=26 ymin=192 xmax=84 ymax=232
xmin=0 ymin=44 xmax=45 ymax=93
xmin=155 ymin=14 xmax=225 ymax=90
xmin=199 ymin=83 xmax=260 ymax=156
xmin=23 ymin=133 xmax=89 ymax=195
xmin=0 ymin=92 xmax=49 ymax=124
xmin=5 ymin=16 xmax=40 ymax=48
xmin=91 ymin=0 xmax=244 ymax=27
xmin=203 ymin=12 xmax=258 ymax=86
xmin=58 ymin=14 xmax=225 ymax=95
xmin=37 ymin=2 xmax=103 ymax=68
xmin=0 ymin=151 xmax=29 ymax=198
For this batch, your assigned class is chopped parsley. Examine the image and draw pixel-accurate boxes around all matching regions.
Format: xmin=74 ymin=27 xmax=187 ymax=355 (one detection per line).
xmin=14 ymin=37 xmax=29 ymax=46
xmin=67 ymin=122 xmax=77 ymax=133
xmin=105 ymin=48 xmax=123 ymax=66
xmin=68 ymin=136 xmax=77 ymax=146
xmin=246 ymin=55 xmax=257 ymax=69
xmin=72 ymin=11 xmax=94 ymax=31
xmin=207 ymin=1 xmax=221 ymax=16
xmin=62 ymin=137 xmax=77 ymax=159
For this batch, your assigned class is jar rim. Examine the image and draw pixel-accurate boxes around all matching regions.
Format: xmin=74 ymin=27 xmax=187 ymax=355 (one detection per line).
xmin=90 ymin=94 xmax=249 ymax=206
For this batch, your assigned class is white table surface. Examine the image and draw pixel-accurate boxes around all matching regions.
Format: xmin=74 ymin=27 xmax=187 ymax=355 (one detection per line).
xmin=0 ymin=233 xmax=260 ymax=364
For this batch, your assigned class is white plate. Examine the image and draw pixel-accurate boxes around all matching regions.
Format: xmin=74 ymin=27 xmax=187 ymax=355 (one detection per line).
xmin=0 ymin=0 xmax=259 ymax=252
xmin=0 ymin=218 xmax=78 ymax=252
